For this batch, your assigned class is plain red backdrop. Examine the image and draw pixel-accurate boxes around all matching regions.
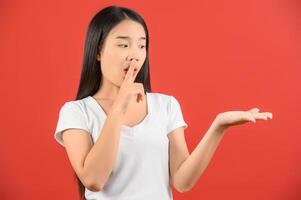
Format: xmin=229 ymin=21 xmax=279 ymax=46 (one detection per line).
xmin=0 ymin=0 xmax=300 ymax=199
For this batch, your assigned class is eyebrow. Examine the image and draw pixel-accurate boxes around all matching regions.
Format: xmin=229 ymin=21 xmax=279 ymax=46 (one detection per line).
xmin=115 ymin=36 xmax=146 ymax=40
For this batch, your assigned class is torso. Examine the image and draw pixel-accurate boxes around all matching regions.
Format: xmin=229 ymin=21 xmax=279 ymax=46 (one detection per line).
xmin=92 ymin=93 xmax=148 ymax=127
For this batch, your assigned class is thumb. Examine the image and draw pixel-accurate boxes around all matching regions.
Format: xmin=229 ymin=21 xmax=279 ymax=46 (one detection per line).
xmin=248 ymin=107 xmax=260 ymax=113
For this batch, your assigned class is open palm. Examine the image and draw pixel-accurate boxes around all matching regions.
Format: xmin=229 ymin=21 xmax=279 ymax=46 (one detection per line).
xmin=216 ymin=108 xmax=273 ymax=129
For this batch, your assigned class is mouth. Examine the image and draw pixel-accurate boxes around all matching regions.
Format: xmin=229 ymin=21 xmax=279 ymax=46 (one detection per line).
xmin=124 ymin=67 xmax=138 ymax=73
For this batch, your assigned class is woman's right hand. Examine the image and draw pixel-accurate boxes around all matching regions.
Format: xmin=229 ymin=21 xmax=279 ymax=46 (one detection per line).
xmin=110 ymin=60 xmax=145 ymax=115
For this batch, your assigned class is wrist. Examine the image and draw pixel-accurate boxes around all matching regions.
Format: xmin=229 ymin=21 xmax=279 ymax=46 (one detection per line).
xmin=212 ymin=115 xmax=228 ymax=133
xmin=108 ymin=107 xmax=124 ymax=118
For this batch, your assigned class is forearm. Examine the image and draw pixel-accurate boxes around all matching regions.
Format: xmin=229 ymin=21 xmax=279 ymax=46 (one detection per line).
xmin=173 ymin=118 xmax=227 ymax=192
xmin=83 ymin=110 xmax=123 ymax=191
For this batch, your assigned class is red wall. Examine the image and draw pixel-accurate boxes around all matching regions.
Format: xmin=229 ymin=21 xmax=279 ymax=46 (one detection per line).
xmin=0 ymin=0 xmax=300 ymax=199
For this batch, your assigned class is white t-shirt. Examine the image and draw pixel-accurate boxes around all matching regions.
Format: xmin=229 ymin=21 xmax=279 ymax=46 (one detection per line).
xmin=54 ymin=92 xmax=188 ymax=200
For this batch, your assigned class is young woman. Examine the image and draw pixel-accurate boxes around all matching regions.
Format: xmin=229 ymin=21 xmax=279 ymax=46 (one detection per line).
xmin=54 ymin=5 xmax=273 ymax=200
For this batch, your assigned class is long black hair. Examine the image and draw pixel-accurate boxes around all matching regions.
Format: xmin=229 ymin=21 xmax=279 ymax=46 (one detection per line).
xmin=74 ymin=5 xmax=152 ymax=200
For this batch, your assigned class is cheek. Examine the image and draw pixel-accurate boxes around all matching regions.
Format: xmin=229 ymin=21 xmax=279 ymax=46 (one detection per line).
xmin=101 ymin=61 xmax=125 ymax=80
xmin=108 ymin=50 xmax=126 ymax=67
xmin=102 ymin=52 xmax=124 ymax=71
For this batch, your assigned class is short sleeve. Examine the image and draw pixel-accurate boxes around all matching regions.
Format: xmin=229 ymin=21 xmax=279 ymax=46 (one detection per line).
xmin=54 ymin=101 xmax=90 ymax=147
xmin=166 ymin=95 xmax=188 ymax=135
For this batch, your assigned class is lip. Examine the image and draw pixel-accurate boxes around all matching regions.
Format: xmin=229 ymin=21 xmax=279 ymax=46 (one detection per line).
xmin=123 ymin=61 xmax=139 ymax=70
xmin=124 ymin=68 xmax=138 ymax=72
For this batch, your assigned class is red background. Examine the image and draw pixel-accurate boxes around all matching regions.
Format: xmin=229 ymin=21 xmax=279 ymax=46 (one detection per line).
xmin=0 ymin=0 xmax=300 ymax=199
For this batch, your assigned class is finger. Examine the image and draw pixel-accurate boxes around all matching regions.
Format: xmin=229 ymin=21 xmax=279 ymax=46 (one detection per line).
xmin=131 ymin=61 xmax=139 ymax=82
xmin=243 ymin=114 xmax=255 ymax=123
xmin=130 ymin=61 xmax=139 ymax=82
xmin=248 ymin=118 xmax=256 ymax=123
xmin=137 ymin=93 xmax=141 ymax=103
xmin=124 ymin=60 xmax=137 ymax=82
xmin=132 ymin=66 xmax=139 ymax=82
xmin=256 ymin=112 xmax=273 ymax=119
xmin=139 ymin=86 xmax=145 ymax=101
xmin=124 ymin=60 xmax=134 ymax=82
xmin=138 ymin=93 xmax=143 ymax=102
xmin=140 ymin=91 xmax=144 ymax=101
xmin=244 ymin=113 xmax=256 ymax=123
xmin=254 ymin=116 xmax=268 ymax=120
xmin=136 ymin=88 xmax=144 ymax=103
xmin=138 ymin=85 xmax=145 ymax=102
xmin=263 ymin=112 xmax=273 ymax=119
xmin=269 ymin=113 xmax=273 ymax=119
xmin=248 ymin=107 xmax=260 ymax=113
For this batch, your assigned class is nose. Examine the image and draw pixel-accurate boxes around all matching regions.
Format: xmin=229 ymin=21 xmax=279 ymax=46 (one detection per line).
xmin=127 ymin=56 xmax=139 ymax=62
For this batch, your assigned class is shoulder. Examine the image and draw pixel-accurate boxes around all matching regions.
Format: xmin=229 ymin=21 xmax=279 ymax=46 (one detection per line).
xmin=148 ymin=91 xmax=172 ymax=103
xmin=58 ymin=97 xmax=90 ymax=115
xmin=148 ymin=92 xmax=181 ymax=106
xmin=148 ymin=92 xmax=184 ymax=114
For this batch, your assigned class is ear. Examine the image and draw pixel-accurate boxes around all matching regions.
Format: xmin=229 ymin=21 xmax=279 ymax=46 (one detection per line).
xmin=96 ymin=53 xmax=101 ymax=61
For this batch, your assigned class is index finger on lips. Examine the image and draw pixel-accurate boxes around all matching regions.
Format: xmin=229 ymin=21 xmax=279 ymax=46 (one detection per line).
xmin=125 ymin=60 xmax=137 ymax=83
xmin=132 ymin=63 xmax=139 ymax=82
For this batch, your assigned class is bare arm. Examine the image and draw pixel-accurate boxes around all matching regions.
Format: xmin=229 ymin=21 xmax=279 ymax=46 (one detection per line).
xmin=83 ymin=110 xmax=123 ymax=191
xmin=172 ymin=119 xmax=226 ymax=192
xmin=63 ymin=60 xmax=145 ymax=192
xmin=172 ymin=108 xmax=272 ymax=192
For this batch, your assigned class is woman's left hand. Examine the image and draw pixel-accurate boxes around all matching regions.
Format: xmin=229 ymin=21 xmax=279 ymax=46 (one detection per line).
xmin=214 ymin=108 xmax=273 ymax=131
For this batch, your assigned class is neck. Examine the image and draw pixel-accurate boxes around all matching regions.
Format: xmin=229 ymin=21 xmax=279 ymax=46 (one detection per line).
xmin=94 ymin=78 xmax=120 ymax=100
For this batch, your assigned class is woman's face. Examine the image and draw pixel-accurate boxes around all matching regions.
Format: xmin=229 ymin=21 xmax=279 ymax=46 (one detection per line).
xmin=97 ymin=19 xmax=147 ymax=86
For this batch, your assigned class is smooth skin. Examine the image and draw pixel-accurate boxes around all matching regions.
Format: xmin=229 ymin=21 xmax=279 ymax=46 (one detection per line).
xmin=168 ymin=108 xmax=272 ymax=192
xmin=60 ymin=19 xmax=273 ymax=193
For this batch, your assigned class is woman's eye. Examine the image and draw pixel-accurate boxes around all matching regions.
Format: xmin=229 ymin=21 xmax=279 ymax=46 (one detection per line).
xmin=117 ymin=44 xmax=145 ymax=49
xmin=118 ymin=44 xmax=128 ymax=48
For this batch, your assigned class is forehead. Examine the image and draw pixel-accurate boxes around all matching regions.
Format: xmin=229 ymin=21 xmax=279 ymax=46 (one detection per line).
xmin=108 ymin=20 xmax=146 ymax=40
